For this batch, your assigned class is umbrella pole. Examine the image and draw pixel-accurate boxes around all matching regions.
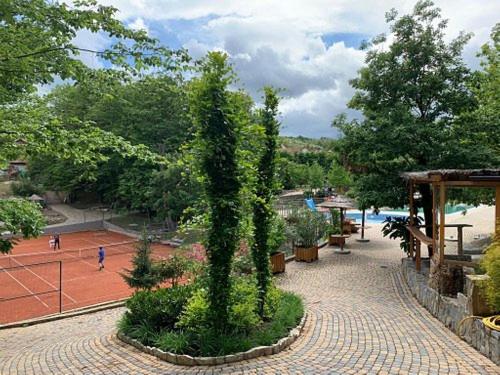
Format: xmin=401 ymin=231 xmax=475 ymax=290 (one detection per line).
xmin=356 ymin=208 xmax=370 ymax=243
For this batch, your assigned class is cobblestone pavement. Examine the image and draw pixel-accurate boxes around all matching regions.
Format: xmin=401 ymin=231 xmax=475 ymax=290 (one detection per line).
xmin=1 ymin=228 xmax=498 ymax=374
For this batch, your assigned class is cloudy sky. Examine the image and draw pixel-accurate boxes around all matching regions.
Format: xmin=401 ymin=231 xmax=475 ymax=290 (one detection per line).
xmin=80 ymin=0 xmax=499 ymax=138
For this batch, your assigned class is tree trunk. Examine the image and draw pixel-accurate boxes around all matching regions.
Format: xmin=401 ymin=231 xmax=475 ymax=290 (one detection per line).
xmin=419 ymin=184 xmax=434 ymax=258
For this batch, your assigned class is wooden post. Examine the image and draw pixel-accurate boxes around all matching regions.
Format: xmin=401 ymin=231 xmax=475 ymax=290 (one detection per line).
xmin=416 ymin=239 xmax=421 ymax=271
xmin=361 ymin=208 xmax=366 ymax=239
xmin=496 ymin=186 xmax=500 ymax=236
xmin=457 ymin=226 xmax=464 ymax=255
xmin=439 ymin=183 xmax=446 ymax=266
xmin=340 ymin=208 xmax=344 ymax=251
xmin=408 ymin=182 xmax=414 ymax=258
xmin=409 ymin=182 xmax=415 ymax=226
xmin=432 ymin=183 xmax=438 ymax=261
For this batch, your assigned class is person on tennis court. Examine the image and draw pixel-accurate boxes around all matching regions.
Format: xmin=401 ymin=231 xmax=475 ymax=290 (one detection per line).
xmin=49 ymin=235 xmax=55 ymax=250
xmin=98 ymin=246 xmax=105 ymax=271
xmin=54 ymin=233 xmax=61 ymax=250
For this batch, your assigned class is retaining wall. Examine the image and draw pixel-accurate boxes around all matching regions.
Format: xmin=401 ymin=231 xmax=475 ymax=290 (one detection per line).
xmin=401 ymin=258 xmax=499 ymax=365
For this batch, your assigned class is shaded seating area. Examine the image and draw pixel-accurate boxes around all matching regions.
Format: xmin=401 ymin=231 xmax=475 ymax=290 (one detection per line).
xmin=402 ymin=169 xmax=500 ymax=293
xmin=317 ymin=195 xmax=357 ymax=254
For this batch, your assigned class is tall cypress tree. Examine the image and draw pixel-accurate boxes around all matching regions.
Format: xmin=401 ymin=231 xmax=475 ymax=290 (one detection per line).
xmin=252 ymin=87 xmax=280 ymax=317
xmin=192 ymin=52 xmax=241 ymax=331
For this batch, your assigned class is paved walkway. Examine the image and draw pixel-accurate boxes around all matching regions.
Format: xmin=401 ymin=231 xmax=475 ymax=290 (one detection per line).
xmin=47 ymin=204 xmax=112 ymax=227
xmin=1 ymin=228 xmax=498 ymax=374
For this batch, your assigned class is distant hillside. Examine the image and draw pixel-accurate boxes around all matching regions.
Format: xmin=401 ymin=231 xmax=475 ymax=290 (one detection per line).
xmin=279 ymin=136 xmax=336 ymax=154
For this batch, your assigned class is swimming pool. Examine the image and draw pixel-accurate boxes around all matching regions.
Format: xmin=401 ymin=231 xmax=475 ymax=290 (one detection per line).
xmin=345 ymin=204 xmax=472 ymax=224
xmin=345 ymin=211 xmax=408 ymax=224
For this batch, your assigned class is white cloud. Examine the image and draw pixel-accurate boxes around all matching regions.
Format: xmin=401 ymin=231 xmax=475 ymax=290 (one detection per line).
xmin=92 ymin=0 xmax=499 ymax=137
xmin=128 ymin=17 xmax=149 ymax=34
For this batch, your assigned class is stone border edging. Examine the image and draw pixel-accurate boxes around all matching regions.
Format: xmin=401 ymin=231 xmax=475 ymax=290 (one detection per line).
xmin=117 ymin=312 xmax=308 ymax=366
xmin=0 ymin=299 xmax=127 ymax=330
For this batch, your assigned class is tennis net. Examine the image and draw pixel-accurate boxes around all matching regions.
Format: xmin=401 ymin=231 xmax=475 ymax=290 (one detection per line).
xmin=0 ymin=240 xmax=139 ymax=268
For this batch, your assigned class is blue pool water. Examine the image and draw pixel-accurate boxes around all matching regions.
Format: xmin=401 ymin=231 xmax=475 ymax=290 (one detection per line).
xmin=345 ymin=211 xmax=408 ymax=224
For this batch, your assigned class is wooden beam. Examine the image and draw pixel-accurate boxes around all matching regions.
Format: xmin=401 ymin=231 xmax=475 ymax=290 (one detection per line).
xmin=443 ymin=181 xmax=500 ymax=187
xmin=407 ymin=226 xmax=433 ymax=246
xmin=439 ymin=183 xmax=446 ymax=266
xmin=444 ymin=259 xmax=477 ymax=268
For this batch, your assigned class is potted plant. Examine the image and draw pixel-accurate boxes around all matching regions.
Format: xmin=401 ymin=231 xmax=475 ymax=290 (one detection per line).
xmin=269 ymin=216 xmax=287 ymax=273
xmin=289 ymin=209 xmax=328 ymax=262
xmin=327 ymin=209 xmax=345 ymax=246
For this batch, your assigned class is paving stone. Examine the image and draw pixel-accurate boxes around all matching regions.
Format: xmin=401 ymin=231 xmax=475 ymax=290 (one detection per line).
xmin=0 ymin=228 xmax=498 ymax=374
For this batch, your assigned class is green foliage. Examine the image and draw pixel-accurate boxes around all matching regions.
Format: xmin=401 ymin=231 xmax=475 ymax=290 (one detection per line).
xmin=326 ymin=163 xmax=352 ymax=194
xmin=480 ymin=238 xmax=500 ymax=312
xmin=452 ymin=24 xmax=500 ymax=166
xmin=287 ymin=208 xmax=328 ymax=248
xmin=328 ymin=209 xmax=341 ymax=235
xmin=10 ymin=174 xmax=43 ymax=197
xmin=121 ymin=286 xmax=304 ymax=357
xmin=268 ymin=215 xmax=287 ymax=255
xmin=381 ymin=216 xmax=424 ymax=254
xmin=191 ymin=52 xmax=242 ymax=331
xmin=0 ymin=0 xmax=183 ymax=104
xmin=252 ymin=87 xmax=280 ymax=317
xmin=121 ymin=284 xmax=195 ymax=336
xmin=0 ymin=199 xmax=46 ymax=253
xmin=177 ymin=277 xmax=261 ymax=334
xmin=232 ymin=242 xmax=254 ymax=276
xmin=154 ymin=255 xmax=190 ymax=287
xmin=121 ymin=231 xmax=157 ymax=290
xmin=154 ymin=331 xmax=191 ymax=354
xmin=332 ymin=1 xmax=495 ymax=243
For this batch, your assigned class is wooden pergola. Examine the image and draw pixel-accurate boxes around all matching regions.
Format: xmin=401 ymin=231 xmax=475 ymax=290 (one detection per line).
xmin=402 ymin=169 xmax=500 ymax=272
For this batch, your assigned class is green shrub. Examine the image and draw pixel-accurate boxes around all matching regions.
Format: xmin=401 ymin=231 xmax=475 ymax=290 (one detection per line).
xmin=154 ymin=254 xmax=190 ymax=286
xmin=382 ymin=215 xmax=424 ymax=254
xmin=11 ymin=174 xmax=43 ymax=197
xmin=119 ymin=278 xmax=305 ymax=357
xmin=177 ymin=277 xmax=261 ymax=333
xmin=480 ymin=239 xmax=500 ymax=312
xmin=154 ymin=331 xmax=191 ymax=354
xmin=287 ymin=208 xmax=328 ymax=248
xmin=176 ymin=287 xmax=209 ymax=332
xmin=124 ymin=284 xmax=194 ymax=331
xmin=118 ymin=317 xmax=159 ymax=346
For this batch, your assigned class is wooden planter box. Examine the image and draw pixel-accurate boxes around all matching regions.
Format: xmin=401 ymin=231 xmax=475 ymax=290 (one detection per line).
xmin=329 ymin=235 xmax=346 ymax=247
xmin=294 ymin=246 xmax=318 ymax=262
xmin=270 ymin=252 xmax=285 ymax=274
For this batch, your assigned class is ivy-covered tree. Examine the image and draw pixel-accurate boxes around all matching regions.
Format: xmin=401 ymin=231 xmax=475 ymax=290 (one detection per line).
xmin=332 ymin=1 xmax=494 ymax=255
xmin=191 ymin=52 xmax=241 ymax=331
xmin=252 ymin=87 xmax=280 ymax=317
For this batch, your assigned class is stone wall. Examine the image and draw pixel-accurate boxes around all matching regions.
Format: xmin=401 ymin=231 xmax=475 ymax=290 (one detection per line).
xmin=401 ymin=258 xmax=499 ymax=365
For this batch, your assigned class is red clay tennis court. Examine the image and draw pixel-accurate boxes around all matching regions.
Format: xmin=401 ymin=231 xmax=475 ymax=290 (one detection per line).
xmin=0 ymin=230 xmax=175 ymax=325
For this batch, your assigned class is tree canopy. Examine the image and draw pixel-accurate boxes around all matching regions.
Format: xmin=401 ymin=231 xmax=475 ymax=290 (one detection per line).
xmin=333 ymin=1 xmax=498 ymax=241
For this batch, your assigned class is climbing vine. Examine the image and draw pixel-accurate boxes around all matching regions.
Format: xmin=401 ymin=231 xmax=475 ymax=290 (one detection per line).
xmin=252 ymin=87 xmax=280 ymax=317
xmin=191 ymin=52 xmax=241 ymax=331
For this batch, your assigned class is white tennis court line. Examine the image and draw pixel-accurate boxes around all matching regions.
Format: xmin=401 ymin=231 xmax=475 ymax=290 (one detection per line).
xmin=63 ymin=252 xmax=113 ymax=275
xmin=1 ymin=268 xmax=49 ymax=308
xmin=10 ymin=258 xmax=77 ymax=304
